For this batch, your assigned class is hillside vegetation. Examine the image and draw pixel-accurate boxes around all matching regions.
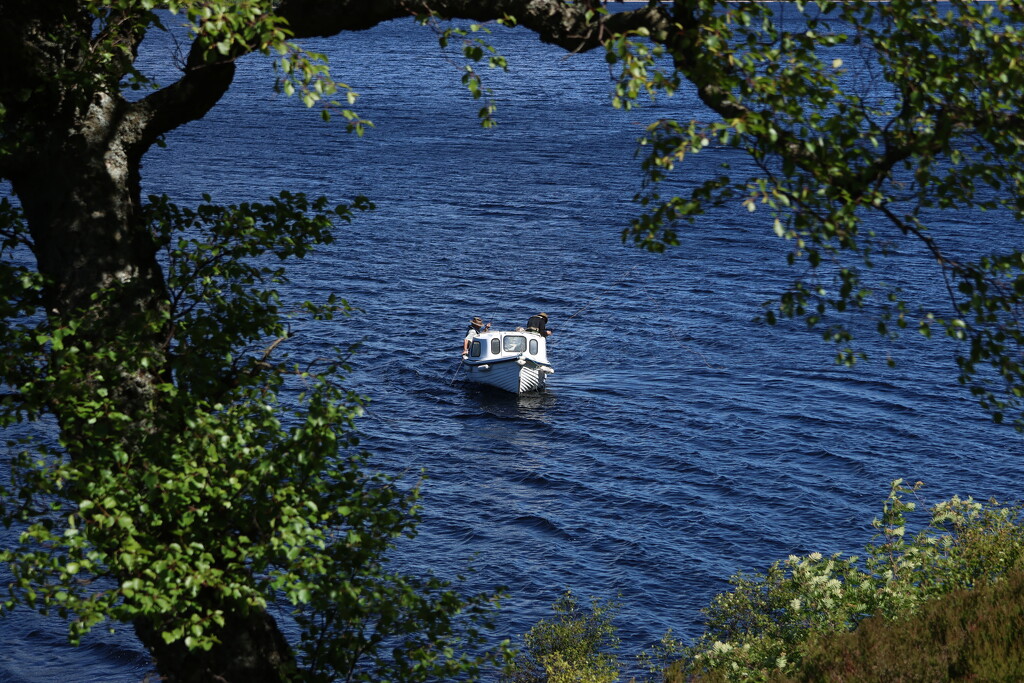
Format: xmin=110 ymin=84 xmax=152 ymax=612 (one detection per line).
xmin=509 ymin=481 xmax=1024 ymax=682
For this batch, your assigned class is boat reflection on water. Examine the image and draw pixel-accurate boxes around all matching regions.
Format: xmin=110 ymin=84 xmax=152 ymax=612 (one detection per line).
xmin=471 ymin=384 xmax=557 ymax=415
xmin=461 ymin=385 xmax=558 ymax=455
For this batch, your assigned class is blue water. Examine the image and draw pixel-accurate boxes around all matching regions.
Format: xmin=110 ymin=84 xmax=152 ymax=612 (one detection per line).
xmin=3 ymin=7 xmax=1023 ymax=680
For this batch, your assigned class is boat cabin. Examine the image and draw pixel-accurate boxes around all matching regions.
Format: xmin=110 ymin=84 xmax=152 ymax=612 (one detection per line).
xmin=466 ymin=330 xmax=549 ymax=366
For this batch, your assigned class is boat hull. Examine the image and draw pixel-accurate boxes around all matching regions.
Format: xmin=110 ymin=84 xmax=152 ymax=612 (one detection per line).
xmin=464 ymin=358 xmax=551 ymax=394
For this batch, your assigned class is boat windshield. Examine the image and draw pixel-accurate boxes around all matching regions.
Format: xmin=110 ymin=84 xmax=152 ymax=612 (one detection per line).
xmin=503 ymin=335 xmax=526 ymax=352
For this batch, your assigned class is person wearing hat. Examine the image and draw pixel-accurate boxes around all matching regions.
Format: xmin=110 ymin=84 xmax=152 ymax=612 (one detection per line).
xmin=462 ymin=316 xmax=491 ymax=356
xmin=525 ymin=312 xmax=551 ymax=337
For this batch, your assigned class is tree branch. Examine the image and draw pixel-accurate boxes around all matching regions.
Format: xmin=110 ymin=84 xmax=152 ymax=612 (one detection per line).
xmin=275 ymin=0 xmax=668 ymax=52
xmin=127 ymin=42 xmax=237 ymax=152
xmin=122 ymin=1 xmax=665 ymax=161
xmin=89 ymin=7 xmax=150 ymax=81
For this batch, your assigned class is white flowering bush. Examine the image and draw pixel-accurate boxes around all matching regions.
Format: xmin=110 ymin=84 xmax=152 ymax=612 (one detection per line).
xmin=670 ymin=480 xmax=1024 ymax=681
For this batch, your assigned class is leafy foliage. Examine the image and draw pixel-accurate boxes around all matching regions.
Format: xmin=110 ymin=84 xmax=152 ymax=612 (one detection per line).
xmin=417 ymin=10 xmax=513 ymax=128
xmin=82 ymin=1 xmax=370 ymax=129
xmin=666 ymin=480 xmax=1024 ymax=680
xmin=503 ymin=590 xmax=621 ymax=683
xmin=606 ymin=0 xmax=1024 ymax=426
xmin=0 ymin=193 xmax=502 ymax=680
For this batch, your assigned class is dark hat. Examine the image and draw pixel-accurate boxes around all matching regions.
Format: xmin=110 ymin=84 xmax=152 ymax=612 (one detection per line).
xmin=537 ymin=312 xmax=548 ymax=319
xmin=470 ymin=316 xmax=483 ymax=325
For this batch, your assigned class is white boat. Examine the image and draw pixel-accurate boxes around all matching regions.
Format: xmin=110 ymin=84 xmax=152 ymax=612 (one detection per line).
xmin=461 ymin=329 xmax=554 ymax=394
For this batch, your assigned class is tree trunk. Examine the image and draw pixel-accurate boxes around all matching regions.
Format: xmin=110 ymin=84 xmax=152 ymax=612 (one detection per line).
xmin=1 ymin=4 xmax=297 ymax=679
xmin=135 ymin=607 xmax=296 ymax=682
xmin=7 ymin=83 xmax=299 ymax=683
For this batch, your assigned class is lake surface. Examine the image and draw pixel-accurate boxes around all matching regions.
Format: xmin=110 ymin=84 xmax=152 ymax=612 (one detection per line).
xmin=3 ymin=6 xmax=1023 ymax=680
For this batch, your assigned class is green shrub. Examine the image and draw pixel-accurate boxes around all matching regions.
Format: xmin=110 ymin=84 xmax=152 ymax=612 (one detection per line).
xmin=504 ymin=591 xmax=621 ymax=683
xmin=667 ymin=480 xmax=1024 ymax=681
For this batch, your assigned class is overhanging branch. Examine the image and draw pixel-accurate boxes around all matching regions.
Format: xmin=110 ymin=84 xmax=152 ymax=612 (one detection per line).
xmin=127 ymin=44 xmax=236 ymax=153
xmin=276 ymin=0 xmax=668 ymax=52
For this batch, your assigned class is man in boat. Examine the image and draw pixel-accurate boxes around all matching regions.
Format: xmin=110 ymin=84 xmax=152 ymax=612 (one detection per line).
xmin=462 ymin=316 xmax=490 ymax=356
xmin=525 ymin=312 xmax=552 ymax=337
